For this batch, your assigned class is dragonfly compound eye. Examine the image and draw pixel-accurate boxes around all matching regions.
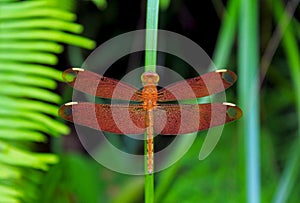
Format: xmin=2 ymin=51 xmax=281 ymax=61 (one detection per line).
xmin=141 ymin=71 xmax=160 ymax=85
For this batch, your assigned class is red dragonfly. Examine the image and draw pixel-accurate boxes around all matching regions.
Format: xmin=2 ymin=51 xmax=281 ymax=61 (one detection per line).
xmin=59 ymin=68 xmax=242 ymax=174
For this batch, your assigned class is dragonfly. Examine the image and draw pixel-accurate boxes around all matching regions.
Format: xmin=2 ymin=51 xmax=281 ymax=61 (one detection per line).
xmin=59 ymin=68 xmax=242 ymax=174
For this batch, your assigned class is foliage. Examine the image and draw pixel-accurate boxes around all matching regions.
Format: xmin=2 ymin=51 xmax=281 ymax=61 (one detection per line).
xmin=0 ymin=0 xmax=95 ymax=202
xmin=0 ymin=0 xmax=299 ymax=203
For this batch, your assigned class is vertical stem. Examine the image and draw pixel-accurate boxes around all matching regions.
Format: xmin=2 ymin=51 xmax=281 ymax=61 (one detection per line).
xmin=144 ymin=0 xmax=159 ymax=203
xmin=271 ymin=0 xmax=300 ymax=202
xmin=238 ymin=0 xmax=260 ymax=203
xmin=144 ymin=0 xmax=159 ymax=72
xmin=212 ymin=0 xmax=239 ymax=68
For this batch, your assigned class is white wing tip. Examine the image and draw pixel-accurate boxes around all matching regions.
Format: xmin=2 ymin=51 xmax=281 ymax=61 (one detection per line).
xmin=72 ymin=68 xmax=84 ymax=72
xmin=215 ymin=69 xmax=228 ymax=73
xmin=223 ymin=102 xmax=236 ymax=107
xmin=65 ymin=102 xmax=78 ymax=106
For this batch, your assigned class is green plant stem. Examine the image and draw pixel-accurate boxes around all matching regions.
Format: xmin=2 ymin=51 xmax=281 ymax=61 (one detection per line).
xmin=271 ymin=0 xmax=300 ymax=202
xmin=144 ymin=0 xmax=159 ymax=73
xmin=212 ymin=0 xmax=239 ymax=68
xmin=144 ymin=0 xmax=159 ymax=203
xmin=238 ymin=0 xmax=260 ymax=202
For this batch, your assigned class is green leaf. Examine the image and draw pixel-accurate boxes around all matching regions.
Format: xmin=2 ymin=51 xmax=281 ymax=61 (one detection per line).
xmin=91 ymin=0 xmax=107 ymax=10
xmin=0 ymin=1 xmax=96 ymax=202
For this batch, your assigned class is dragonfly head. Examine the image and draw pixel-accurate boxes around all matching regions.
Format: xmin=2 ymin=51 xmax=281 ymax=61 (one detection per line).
xmin=141 ymin=71 xmax=160 ymax=86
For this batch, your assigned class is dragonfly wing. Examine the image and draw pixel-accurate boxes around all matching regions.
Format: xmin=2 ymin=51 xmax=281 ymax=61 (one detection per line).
xmin=63 ymin=68 xmax=142 ymax=101
xmin=154 ymin=103 xmax=242 ymax=135
xmin=157 ymin=69 xmax=237 ymax=102
xmin=59 ymin=102 xmax=146 ymax=134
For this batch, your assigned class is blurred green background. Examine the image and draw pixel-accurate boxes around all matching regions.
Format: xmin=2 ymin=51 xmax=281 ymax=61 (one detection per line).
xmin=0 ymin=0 xmax=299 ymax=202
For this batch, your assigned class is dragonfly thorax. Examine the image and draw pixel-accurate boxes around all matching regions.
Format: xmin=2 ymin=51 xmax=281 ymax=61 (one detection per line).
xmin=142 ymin=85 xmax=158 ymax=110
xmin=141 ymin=71 xmax=159 ymax=110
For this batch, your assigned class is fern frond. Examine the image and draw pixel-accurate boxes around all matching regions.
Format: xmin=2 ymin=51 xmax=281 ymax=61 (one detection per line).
xmin=0 ymin=0 xmax=96 ymax=202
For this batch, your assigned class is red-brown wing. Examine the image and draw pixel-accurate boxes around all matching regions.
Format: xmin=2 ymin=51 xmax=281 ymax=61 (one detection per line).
xmin=63 ymin=68 xmax=142 ymax=101
xmin=59 ymin=102 xmax=146 ymax=134
xmin=157 ymin=69 xmax=237 ymax=102
xmin=154 ymin=103 xmax=242 ymax=135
